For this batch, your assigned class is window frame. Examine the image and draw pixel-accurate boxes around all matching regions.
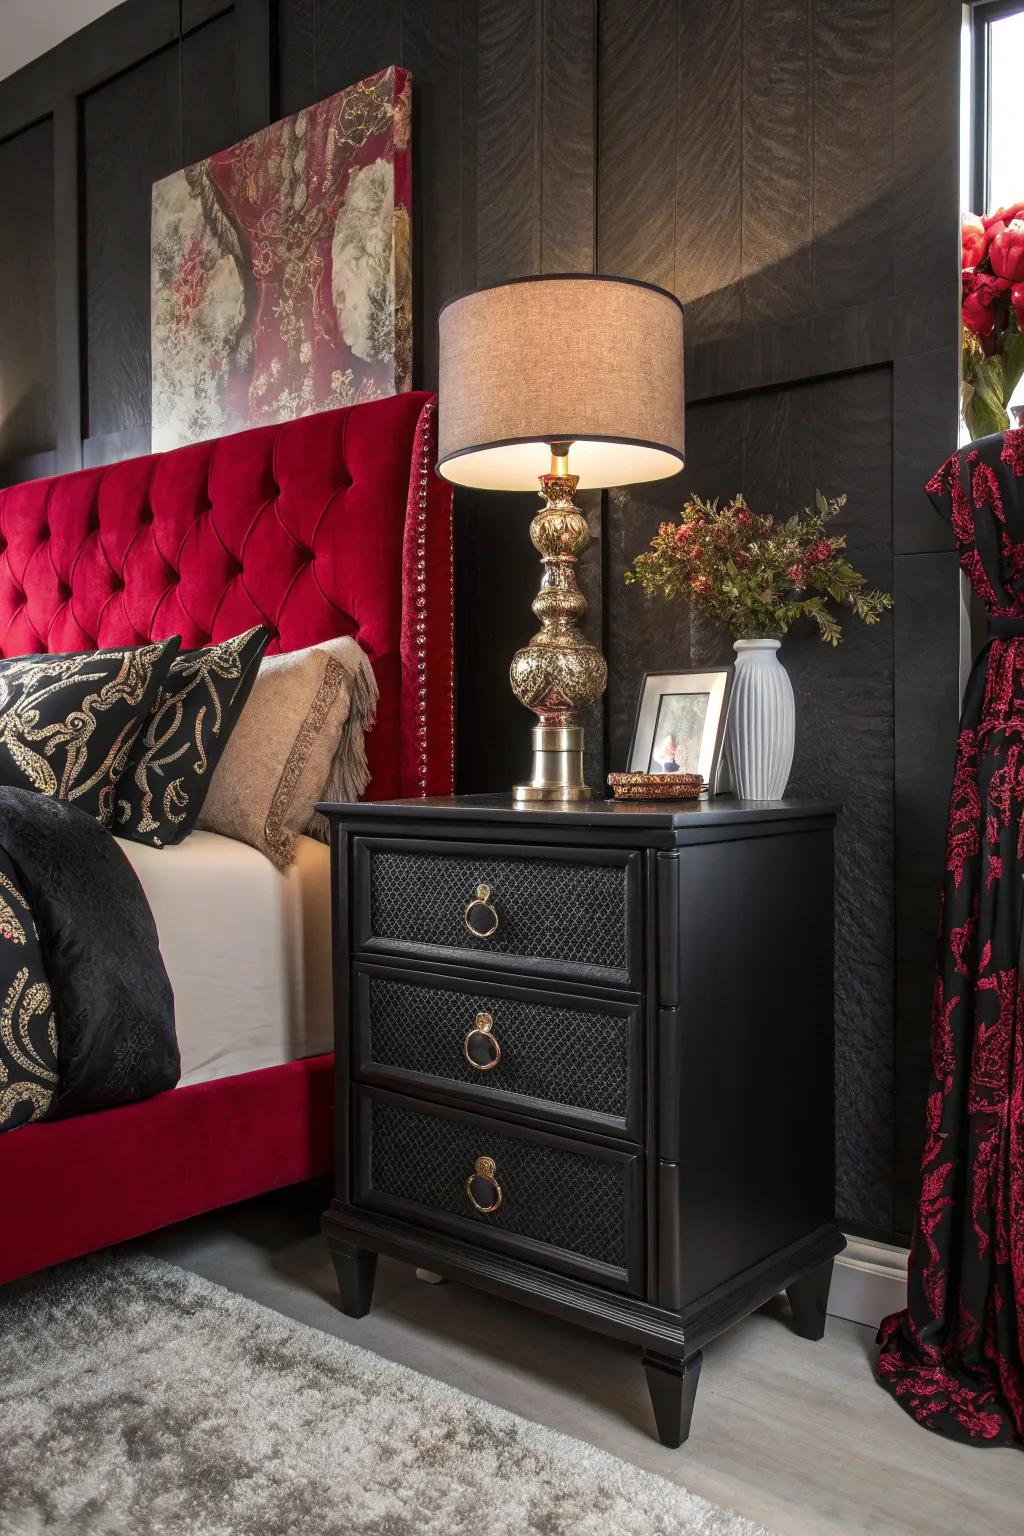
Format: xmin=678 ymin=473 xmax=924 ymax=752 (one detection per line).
xmin=971 ymin=0 xmax=1024 ymax=210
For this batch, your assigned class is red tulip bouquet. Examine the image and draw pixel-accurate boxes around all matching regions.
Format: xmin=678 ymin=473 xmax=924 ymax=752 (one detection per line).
xmin=961 ymin=204 xmax=1024 ymax=439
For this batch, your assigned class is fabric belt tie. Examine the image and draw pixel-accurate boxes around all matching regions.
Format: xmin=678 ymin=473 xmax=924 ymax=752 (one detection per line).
xmin=987 ymin=617 xmax=1024 ymax=637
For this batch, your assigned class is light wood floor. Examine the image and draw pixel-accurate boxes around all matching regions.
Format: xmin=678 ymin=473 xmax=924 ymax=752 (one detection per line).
xmin=142 ymin=1186 xmax=1022 ymax=1536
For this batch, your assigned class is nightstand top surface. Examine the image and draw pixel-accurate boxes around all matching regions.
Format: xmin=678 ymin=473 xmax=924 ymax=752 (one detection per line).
xmin=319 ymin=792 xmax=841 ymax=828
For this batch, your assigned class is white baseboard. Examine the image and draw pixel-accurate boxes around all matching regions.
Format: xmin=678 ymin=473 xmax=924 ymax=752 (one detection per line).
xmin=827 ymin=1236 xmax=909 ymax=1329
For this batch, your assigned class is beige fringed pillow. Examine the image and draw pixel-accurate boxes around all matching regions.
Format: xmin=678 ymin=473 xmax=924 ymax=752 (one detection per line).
xmin=197 ymin=637 xmax=378 ymax=869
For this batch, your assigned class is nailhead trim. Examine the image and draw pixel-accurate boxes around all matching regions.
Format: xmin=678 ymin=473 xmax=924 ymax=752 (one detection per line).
xmin=414 ymin=399 xmax=433 ymax=793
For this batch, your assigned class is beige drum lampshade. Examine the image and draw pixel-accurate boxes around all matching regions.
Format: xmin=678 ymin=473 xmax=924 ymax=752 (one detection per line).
xmin=436 ymin=275 xmax=685 ymax=491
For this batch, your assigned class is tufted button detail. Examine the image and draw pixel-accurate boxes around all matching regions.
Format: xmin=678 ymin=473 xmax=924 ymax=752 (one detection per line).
xmin=0 ymin=401 xmax=441 ymax=812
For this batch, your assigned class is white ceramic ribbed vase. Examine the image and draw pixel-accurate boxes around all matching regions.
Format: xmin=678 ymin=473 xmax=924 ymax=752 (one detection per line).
xmin=726 ymin=639 xmax=795 ymax=800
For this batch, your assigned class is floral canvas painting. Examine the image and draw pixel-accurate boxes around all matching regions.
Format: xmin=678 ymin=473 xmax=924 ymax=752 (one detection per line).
xmin=151 ymin=67 xmax=411 ymax=451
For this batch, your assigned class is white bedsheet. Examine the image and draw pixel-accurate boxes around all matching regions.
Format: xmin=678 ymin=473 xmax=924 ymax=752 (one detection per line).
xmin=117 ymin=830 xmax=333 ymax=1087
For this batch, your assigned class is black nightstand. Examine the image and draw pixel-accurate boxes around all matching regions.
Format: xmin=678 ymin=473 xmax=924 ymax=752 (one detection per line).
xmin=320 ymin=792 xmax=844 ymax=1447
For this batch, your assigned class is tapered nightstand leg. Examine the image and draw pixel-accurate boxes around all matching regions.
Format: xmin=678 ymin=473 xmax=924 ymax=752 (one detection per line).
xmin=642 ymin=1349 xmax=703 ymax=1447
xmin=785 ymin=1257 xmax=834 ymax=1340
xmin=331 ymin=1242 xmax=377 ymax=1318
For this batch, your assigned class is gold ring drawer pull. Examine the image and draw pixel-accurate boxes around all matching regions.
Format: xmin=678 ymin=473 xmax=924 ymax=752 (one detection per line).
xmin=464 ymin=1011 xmax=502 ymax=1072
xmin=465 ymin=1155 xmax=503 ymax=1214
xmin=463 ymin=882 xmax=499 ymax=939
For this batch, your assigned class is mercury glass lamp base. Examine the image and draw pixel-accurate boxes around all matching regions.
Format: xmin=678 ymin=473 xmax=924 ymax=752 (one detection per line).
xmin=513 ymin=724 xmax=596 ymax=803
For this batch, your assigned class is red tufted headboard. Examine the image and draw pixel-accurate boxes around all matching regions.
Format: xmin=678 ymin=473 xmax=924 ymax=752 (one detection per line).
xmin=0 ymin=392 xmax=454 ymax=802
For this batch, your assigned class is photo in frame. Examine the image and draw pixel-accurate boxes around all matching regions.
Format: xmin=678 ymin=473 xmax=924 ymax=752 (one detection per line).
xmin=626 ymin=668 xmax=732 ymax=791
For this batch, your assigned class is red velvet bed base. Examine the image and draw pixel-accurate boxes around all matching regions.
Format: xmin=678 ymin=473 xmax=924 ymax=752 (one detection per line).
xmin=0 ymin=392 xmax=454 ymax=1286
xmin=0 ymin=1058 xmax=334 ymax=1286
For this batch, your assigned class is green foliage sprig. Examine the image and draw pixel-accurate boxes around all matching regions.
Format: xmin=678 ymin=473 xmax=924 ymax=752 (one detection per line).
xmin=624 ymin=492 xmax=892 ymax=646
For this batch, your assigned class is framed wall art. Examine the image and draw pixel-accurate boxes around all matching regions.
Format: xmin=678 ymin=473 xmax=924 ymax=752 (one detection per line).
xmin=151 ymin=66 xmax=411 ymax=451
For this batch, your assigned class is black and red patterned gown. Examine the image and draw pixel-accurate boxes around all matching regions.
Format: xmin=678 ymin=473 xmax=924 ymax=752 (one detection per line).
xmin=876 ymin=427 xmax=1024 ymax=1444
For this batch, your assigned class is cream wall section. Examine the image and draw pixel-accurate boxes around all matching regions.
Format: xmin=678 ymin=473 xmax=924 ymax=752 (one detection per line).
xmin=120 ymin=831 xmax=333 ymax=1086
xmin=0 ymin=2 xmax=120 ymax=81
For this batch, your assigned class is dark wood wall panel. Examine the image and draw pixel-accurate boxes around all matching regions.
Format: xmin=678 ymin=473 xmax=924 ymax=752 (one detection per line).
xmin=475 ymin=0 xmax=542 ymax=285
xmin=675 ymin=0 xmax=742 ymax=343
xmin=893 ymin=548 xmax=961 ymax=1236
xmin=893 ymin=347 xmax=959 ymax=556
xmin=182 ymin=12 xmax=238 ymax=165
xmin=598 ymin=0 xmax=677 ymax=290
xmin=315 ymin=0 xmax=402 ymax=96
xmin=891 ymin=338 xmax=961 ymax=1235
xmin=604 ymin=478 xmax=694 ymax=766
xmin=811 ymin=0 xmax=892 ymax=313
xmin=598 ymin=0 xmax=680 ymax=766
xmin=82 ymin=45 xmax=182 ymax=441
xmin=893 ymin=0 xmax=960 ymax=298
xmin=887 ymin=1 xmax=963 ymax=1243
xmin=803 ymin=368 xmax=895 ymax=1231
xmin=401 ymin=0 xmax=475 ymax=388
xmin=740 ymin=0 xmax=812 ymax=329
xmin=0 ymin=0 xmax=963 ymax=1240
xmin=541 ymin=0 xmax=596 ymax=273
xmin=278 ymin=0 xmax=316 ymax=114
xmin=0 ymin=120 xmax=56 ymax=461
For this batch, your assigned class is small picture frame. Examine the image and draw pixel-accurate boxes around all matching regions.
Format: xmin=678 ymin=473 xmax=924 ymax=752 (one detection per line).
xmin=626 ymin=668 xmax=732 ymax=792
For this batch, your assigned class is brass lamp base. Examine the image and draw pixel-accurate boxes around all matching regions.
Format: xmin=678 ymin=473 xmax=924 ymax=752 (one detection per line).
xmin=513 ymin=725 xmax=594 ymax=802
xmin=508 ymin=448 xmax=607 ymax=803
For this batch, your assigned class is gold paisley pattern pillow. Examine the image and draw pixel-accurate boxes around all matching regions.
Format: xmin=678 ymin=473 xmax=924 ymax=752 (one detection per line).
xmin=116 ymin=627 xmax=269 ymax=849
xmin=0 ymin=856 xmax=57 ymax=1132
xmin=0 ymin=639 xmax=180 ymax=826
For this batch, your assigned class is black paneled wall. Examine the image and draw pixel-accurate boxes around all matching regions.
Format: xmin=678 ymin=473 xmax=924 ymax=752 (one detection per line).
xmin=0 ymin=0 xmax=962 ymax=1240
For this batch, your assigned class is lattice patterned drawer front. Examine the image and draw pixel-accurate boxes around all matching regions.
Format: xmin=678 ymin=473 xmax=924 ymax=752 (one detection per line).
xmin=356 ymin=1091 xmax=643 ymax=1291
xmin=359 ymin=971 xmax=639 ymax=1135
xmin=355 ymin=840 xmax=639 ymax=986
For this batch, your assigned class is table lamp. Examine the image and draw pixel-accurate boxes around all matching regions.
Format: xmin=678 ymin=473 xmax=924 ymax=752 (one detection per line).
xmin=437 ymin=273 xmax=685 ymax=802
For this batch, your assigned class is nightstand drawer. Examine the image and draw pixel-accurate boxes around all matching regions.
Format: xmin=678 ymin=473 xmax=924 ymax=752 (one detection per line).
xmin=354 ymin=965 xmax=642 ymax=1140
xmin=352 ymin=836 xmax=642 ymax=989
xmin=354 ymin=1088 xmax=644 ymax=1294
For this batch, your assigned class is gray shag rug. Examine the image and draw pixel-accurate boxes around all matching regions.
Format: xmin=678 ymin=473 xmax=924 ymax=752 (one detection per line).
xmin=0 ymin=1254 xmax=772 ymax=1536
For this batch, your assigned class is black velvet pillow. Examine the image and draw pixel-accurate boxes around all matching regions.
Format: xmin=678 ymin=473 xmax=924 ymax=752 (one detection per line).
xmin=0 ymin=788 xmax=178 ymax=1128
xmin=116 ymin=626 xmax=269 ymax=848
xmin=0 ymin=638 xmax=180 ymax=826
xmin=0 ymin=846 xmax=57 ymax=1131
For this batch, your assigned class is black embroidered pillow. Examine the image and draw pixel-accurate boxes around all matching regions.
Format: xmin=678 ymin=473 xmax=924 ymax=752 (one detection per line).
xmin=0 ymin=639 xmax=180 ymax=826
xmin=116 ymin=626 xmax=269 ymax=848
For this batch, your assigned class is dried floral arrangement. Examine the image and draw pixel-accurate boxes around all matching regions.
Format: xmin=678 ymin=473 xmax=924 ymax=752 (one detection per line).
xmin=625 ymin=492 xmax=892 ymax=646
